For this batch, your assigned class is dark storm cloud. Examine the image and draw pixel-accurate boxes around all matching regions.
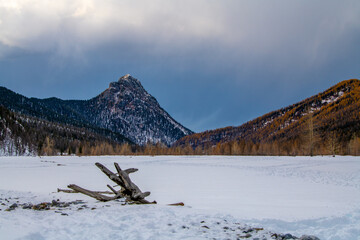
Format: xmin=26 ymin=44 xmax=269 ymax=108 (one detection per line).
xmin=0 ymin=1 xmax=360 ymax=132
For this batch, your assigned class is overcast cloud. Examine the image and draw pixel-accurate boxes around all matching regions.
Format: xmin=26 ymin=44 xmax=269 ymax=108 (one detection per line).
xmin=0 ymin=0 xmax=359 ymax=132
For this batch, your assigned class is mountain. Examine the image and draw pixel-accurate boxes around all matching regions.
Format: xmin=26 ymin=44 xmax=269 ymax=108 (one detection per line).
xmin=175 ymin=79 xmax=360 ymax=155
xmin=0 ymin=74 xmax=193 ymax=146
xmin=85 ymin=74 xmax=193 ymax=145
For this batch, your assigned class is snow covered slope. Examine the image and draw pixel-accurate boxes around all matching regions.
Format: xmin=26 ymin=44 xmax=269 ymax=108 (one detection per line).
xmin=86 ymin=74 xmax=193 ymax=145
xmin=0 ymin=156 xmax=359 ymax=239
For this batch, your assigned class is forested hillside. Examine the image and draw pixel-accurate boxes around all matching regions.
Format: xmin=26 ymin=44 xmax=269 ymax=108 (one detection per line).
xmin=175 ymin=79 xmax=360 ymax=155
xmin=0 ymin=105 xmax=133 ymax=156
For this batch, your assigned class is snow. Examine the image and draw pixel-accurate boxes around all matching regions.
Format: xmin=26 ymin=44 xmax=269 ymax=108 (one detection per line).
xmin=0 ymin=134 xmax=32 ymax=156
xmin=0 ymin=155 xmax=360 ymax=239
xmin=321 ymin=91 xmax=344 ymax=105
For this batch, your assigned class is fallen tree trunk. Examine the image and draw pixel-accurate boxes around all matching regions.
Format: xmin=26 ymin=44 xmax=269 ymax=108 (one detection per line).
xmin=67 ymin=184 xmax=121 ymax=201
xmin=57 ymin=188 xmax=114 ymax=195
xmin=61 ymin=162 xmax=156 ymax=204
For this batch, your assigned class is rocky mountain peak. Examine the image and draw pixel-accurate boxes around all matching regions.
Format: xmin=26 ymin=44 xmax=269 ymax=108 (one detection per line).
xmin=90 ymin=75 xmax=193 ymax=145
xmin=119 ymin=74 xmax=135 ymax=81
xmin=105 ymin=74 xmax=146 ymax=96
xmin=117 ymin=74 xmax=142 ymax=86
xmin=105 ymin=74 xmax=153 ymax=105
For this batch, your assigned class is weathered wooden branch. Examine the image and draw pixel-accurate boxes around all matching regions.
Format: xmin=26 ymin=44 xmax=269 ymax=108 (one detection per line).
xmin=124 ymin=168 xmax=138 ymax=174
xmin=95 ymin=162 xmax=126 ymax=193
xmin=57 ymin=188 xmax=114 ymax=195
xmin=107 ymin=184 xmax=118 ymax=195
xmin=61 ymin=162 xmax=155 ymax=204
xmin=168 ymin=202 xmax=185 ymax=206
xmin=97 ymin=162 xmax=155 ymax=204
xmin=67 ymin=184 xmax=120 ymax=201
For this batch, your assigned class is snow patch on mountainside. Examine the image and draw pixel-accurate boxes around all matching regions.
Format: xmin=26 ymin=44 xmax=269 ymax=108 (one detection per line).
xmin=255 ymin=87 xmax=347 ymax=132
xmin=321 ymin=90 xmax=344 ymax=104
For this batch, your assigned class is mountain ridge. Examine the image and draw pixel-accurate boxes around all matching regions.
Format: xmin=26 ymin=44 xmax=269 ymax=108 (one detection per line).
xmin=175 ymin=79 xmax=360 ymax=155
xmin=0 ymin=74 xmax=193 ymax=146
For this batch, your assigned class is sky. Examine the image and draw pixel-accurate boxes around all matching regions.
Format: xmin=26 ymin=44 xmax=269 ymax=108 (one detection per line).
xmin=0 ymin=1 xmax=360 ymax=133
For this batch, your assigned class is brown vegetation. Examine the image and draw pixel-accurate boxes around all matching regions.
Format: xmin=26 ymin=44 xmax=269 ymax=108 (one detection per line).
xmin=52 ymin=133 xmax=359 ymax=156
xmin=172 ymin=79 xmax=360 ymax=156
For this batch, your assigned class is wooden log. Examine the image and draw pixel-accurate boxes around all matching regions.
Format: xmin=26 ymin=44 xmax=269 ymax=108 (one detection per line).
xmin=125 ymin=198 xmax=157 ymax=205
xmin=113 ymin=163 xmax=152 ymax=202
xmin=62 ymin=163 xmax=155 ymax=204
xmin=133 ymin=191 xmax=150 ymax=199
xmin=125 ymin=168 xmax=138 ymax=174
xmin=67 ymin=184 xmax=120 ymax=201
xmin=57 ymin=188 xmax=76 ymax=193
xmin=57 ymin=188 xmax=114 ymax=195
xmin=95 ymin=162 xmax=125 ymax=187
xmin=97 ymin=162 xmax=154 ymax=203
xmin=114 ymin=163 xmax=136 ymax=192
xmin=168 ymin=202 xmax=185 ymax=206
xmin=107 ymin=184 xmax=119 ymax=196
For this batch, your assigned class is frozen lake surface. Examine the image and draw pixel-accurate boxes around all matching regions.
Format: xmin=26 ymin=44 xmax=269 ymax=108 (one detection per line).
xmin=0 ymin=155 xmax=359 ymax=239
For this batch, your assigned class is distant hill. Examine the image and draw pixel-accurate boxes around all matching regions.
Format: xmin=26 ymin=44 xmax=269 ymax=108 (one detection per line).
xmin=0 ymin=74 xmax=193 ymax=147
xmin=175 ymin=79 xmax=360 ymax=155
xmin=0 ymin=105 xmax=133 ymax=156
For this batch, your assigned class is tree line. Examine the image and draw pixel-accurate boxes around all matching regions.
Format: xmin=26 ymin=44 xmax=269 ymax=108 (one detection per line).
xmin=69 ymin=134 xmax=359 ymax=156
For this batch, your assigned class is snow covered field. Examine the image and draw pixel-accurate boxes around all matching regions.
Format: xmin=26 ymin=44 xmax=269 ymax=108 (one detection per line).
xmin=0 ymin=155 xmax=359 ymax=240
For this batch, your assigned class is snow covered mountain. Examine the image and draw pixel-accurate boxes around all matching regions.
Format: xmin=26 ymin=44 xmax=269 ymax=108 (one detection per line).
xmin=0 ymin=74 xmax=193 ymax=146
xmin=84 ymin=74 xmax=193 ymax=145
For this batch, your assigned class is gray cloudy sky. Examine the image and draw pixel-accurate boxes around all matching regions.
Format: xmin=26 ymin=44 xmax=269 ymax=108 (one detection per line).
xmin=0 ymin=0 xmax=359 ymax=132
